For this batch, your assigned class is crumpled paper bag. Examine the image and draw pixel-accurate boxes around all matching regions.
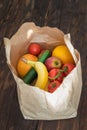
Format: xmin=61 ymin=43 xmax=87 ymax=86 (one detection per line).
xmin=4 ymin=22 xmax=82 ymax=120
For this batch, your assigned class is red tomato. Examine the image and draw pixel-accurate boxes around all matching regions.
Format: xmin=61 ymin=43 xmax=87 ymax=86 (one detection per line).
xmin=62 ymin=63 xmax=75 ymax=76
xmin=48 ymin=80 xmax=61 ymax=93
xmin=48 ymin=68 xmax=65 ymax=83
xmin=28 ymin=43 xmax=41 ymax=56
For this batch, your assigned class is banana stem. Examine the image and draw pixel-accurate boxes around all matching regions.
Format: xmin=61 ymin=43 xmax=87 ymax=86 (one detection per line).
xmin=27 ymin=60 xmax=35 ymax=67
xmin=21 ymin=58 xmax=35 ymax=67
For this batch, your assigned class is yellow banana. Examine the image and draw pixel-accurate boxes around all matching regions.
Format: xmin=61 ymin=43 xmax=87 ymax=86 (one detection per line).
xmin=34 ymin=61 xmax=48 ymax=90
xmin=22 ymin=58 xmax=48 ymax=90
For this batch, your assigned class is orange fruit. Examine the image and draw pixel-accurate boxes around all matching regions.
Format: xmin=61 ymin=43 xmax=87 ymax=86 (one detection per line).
xmin=52 ymin=45 xmax=75 ymax=64
xmin=17 ymin=54 xmax=38 ymax=78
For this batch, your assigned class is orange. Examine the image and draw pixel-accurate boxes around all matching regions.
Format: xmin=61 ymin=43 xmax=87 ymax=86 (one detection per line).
xmin=17 ymin=54 xmax=38 ymax=78
xmin=52 ymin=45 xmax=75 ymax=64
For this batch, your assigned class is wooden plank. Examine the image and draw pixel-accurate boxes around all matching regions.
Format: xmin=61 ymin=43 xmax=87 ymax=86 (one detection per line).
xmin=0 ymin=0 xmax=41 ymax=130
xmin=36 ymin=0 xmax=87 ymax=130
xmin=0 ymin=0 xmax=87 ymax=130
xmin=0 ymin=67 xmax=15 ymax=130
xmin=0 ymin=0 xmax=39 ymax=130
xmin=58 ymin=0 xmax=87 ymax=130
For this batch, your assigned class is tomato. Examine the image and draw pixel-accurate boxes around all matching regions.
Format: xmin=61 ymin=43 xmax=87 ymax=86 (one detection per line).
xmin=28 ymin=43 xmax=41 ymax=56
xmin=62 ymin=63 xmax=75 ymax=76
xmin=48 ymin=68 xmax=65 ymax=82
xmin=48 ymin=80 xmax=61 ymax=93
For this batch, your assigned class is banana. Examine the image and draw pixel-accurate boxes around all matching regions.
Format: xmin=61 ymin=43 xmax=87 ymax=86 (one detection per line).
xmin=22 ymin=58 xmax=48 ymax=90
xmin=34 ymin=61 xmax=48 ymax=89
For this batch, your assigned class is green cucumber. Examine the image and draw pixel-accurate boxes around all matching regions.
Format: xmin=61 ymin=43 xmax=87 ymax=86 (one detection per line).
xmin=23 ymin=50 xmax=50 ymax=84
xmin=23 ymin=68 xmax=37 ymax=84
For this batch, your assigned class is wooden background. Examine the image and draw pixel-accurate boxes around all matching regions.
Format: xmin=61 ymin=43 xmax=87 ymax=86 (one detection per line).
xmin=0 ymin=0 xmax=87 ymax=130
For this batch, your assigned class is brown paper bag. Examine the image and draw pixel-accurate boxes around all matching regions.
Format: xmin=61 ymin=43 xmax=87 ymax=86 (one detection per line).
xmin=4 ymin=22 xmax=82 ymax=120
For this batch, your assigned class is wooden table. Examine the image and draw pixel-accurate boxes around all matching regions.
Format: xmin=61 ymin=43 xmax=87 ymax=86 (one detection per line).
xmin=0 ymin=0 xmax=87 ymax=130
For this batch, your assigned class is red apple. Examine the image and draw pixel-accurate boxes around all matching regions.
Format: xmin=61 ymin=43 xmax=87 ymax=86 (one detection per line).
xmin=45 ymin=56 xmax=62 ymax=71
xmin=48 ymin=68 xmax=65 ymax=82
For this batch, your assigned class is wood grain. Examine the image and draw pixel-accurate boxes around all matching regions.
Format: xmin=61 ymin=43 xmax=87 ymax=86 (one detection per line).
xmin=0 ymin=0 xmax=87 ymax=130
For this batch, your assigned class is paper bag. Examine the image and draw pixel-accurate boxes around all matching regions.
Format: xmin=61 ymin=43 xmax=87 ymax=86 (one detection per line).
xmin=4 ymin=22 xmax=82 ymax=120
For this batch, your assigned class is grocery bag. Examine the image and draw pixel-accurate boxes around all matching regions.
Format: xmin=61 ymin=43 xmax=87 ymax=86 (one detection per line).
xmin=4 ymin=22 xmax=82 ymax=120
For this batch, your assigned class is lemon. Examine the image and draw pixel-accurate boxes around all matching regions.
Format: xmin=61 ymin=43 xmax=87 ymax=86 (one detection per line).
xmin=52 ymin=45 xmax=75 ymax=64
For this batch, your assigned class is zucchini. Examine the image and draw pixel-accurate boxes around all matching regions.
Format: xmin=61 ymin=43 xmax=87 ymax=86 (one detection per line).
xmin=23 ymin=50 xmax=50 ymax=84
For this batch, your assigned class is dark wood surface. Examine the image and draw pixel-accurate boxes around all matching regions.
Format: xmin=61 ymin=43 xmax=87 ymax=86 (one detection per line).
xmin=0 ymin=0 xmax=87 ymax=130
